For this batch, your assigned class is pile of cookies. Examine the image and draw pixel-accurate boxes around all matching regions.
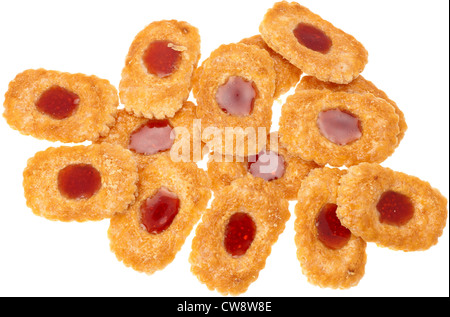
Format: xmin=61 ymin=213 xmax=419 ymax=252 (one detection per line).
xmin=2 ymin=1 xmax=448 ymax=295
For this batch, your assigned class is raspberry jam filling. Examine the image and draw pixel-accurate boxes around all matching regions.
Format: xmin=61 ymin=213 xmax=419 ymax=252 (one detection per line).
xmin=316 ymin=203 xmax=351 ymax=250
xmin=216 ymin=76 xmax=257 ymax=116
xmin=317 ymin=109 xmax=362 ymax=146
xmin=35 ymin=86 xmax=80 ymax=120
xmin=140 ymin=187 xmax=180 ymax=234
xmin=128 ymin=119 xmax=174 ymax=155
xmin=58 ymin=164 xmax=102 ymax=200
xmin=247 ymin=150 xmax=286 ymax=182
xmin=143 ymin=40 xmax=182 ymax=78
xmin=224 ymin=212 xmax=256 ymax=257
xmin=293 ymin=23 xmax=332 ymax=54
xmin=376 ymin=191 xmax=414 ymax=226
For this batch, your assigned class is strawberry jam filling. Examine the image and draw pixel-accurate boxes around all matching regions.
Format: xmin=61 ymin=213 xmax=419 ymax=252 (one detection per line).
xmin=316 ymin=203 xmax=351 ymax=250
xmin=128 ymin=119 xmax=174 ymax=155
xmin=317 ymin=109 xmax=362 ymax=146
xmin=143 ymin=40 xmax=182 ymax=78
xmin=140 ymin=187 xmax=180 ymax=234
xmin=216 ymin=76 xmax=257 ymax=116
xmin=293 ymin=23 xmax=332 ymax=54
xmin=376 ymin=191 xmax=414 ymax=226
xmin=224 ymin=212 xmax=256 ymax=257
xmin=247 ymin=150 xmax=286 ymax=182
xmin=58 ymin=164 xmax=102 ymax=200
xmin=35 ymin=86 xmax=80 ymax=120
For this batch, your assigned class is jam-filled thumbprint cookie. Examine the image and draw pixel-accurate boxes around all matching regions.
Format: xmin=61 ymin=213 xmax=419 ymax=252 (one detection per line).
xmin=119 ymin=20 xmax=201 ymax=119
xmin=279 ymin=90 xmax=400 ymax=167
xmin=108 ymin=155 xmax=211 ymax=274
xmin=189 ymin=176 xmax=290 ymax=295
xmin=295 ymin=168 xmax=367 ymax=289
xmin=23 ymin=143 xmax=138 ymax=222
xmin=3 ymin=69 xmax=118 ymax=143
xmin=337 ymin=163 xmax=448 ymax=251
xmin=192 ymin=43 xmax=276 ymax=157
xmin=259 ymin=1 xmax=368 ymax=84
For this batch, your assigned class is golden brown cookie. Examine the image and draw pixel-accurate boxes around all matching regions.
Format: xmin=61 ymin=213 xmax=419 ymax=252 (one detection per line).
xmin=119 ymin=20 xmax=201 ymax=119
xmin=295 ymin=168 xmax=367 ymax=289
xmin=259 ymin=1 xmax=368 ymax=84
xmin=23 ymin=143 xmax=138 ymax=222
xmin=207 ymin=132 xmax=320 ymax=200
xmin=192 ymin=43 xmax=276 ymax=156
xmin=189 ymin=176 xmax=290 ymax=295
xmin=97 ymin=101 xmax=205 ymax=169
xmin=3 ymin=69 xmax=118 ymax=143
xmin=297 ymin=75 xmax=408 ymax=142
xmin=337 ymin=163 xmax=448 ymax=252
xmin=108 ymin=155 xmax=211 ymax=274
xmin=279 ymin=90 xmax=400 ymax=167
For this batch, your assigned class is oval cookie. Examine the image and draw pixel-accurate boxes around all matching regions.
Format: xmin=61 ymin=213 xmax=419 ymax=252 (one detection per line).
xmin=3 ymin=69 xmax=118 ymax=143
xmin=23 ymin=143 xmax=138 ymax=222
xmin=295 ymin=168 xmax=367 ymax=289
xmin=337 ymin=163 xmax=448 ymax=251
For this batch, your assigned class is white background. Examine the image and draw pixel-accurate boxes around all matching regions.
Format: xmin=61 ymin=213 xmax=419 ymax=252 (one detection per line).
xmin=0 ymin=0 xmax=448 ymax=297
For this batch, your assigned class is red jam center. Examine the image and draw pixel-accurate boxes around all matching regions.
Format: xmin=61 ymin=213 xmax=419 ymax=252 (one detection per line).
xmin=247 ymin=150 xmax=286 ymax=182
xmin=317 ymin=109 xmax=362 ymax=146
xmin=140 ymin=187 xmax=180 ymax=234
xmin=216 ymin=76 xmax=257 ymax=116
xmin=35 ymin=86 xmax=80 ymax=120
xmin=316 ymin=203 xmax=351 ymax=250
xmin=142 ymin=40 xmax=182 ymax=78
xmin=128 ymin=119 xmax=174 ymax=155
xmin=224 ymin=212 xmax=256 ymax=257
xmin=58 ymin=164 xmax=102 ymax=200
xmin=293 ymin=23 xmax=332 ymax=54
xmin=376 ymin=191 xmax=414 ymax=226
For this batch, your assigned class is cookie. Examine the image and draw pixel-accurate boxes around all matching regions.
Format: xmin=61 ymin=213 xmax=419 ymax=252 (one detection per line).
xmin=3 ymin=69 xmax=118 ymax=143
xmin=295 ymin=168 xmax=367 ymax=289
xmin=297 ymin=75 xmax=407 ymax=142
xmin=189 ymin=176 xmax=290 ymax=295
xmin=23 ymin=143 xmax=138 ymax=222
xmin=259 ymin=1 xmax=368 ymax=84
xmin=279 ymin=89 xmax=400 ymax=167
xmin=97 ymin=101 xmax=205 ymax=169
xmin=192 ymin=43 xmax=276 ymax=156
xmin=337 ymin=163 xmax=448 ymax=251
xmin=108 ymin=155 xmax=211 ymax=274
xmin=119 ymin=20 xmax=201 ymax=119
xmin=207 ymin=132 xmax=320 ymax=200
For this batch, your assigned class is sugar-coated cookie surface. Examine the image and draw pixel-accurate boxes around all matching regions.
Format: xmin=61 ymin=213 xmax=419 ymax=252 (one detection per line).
xmin=23 ymin=143 xmax=138 ymax=222
xmin=108 ymin=155 xmax=211 ymax=274
xmin=259 ymin=1 xmax=368 ymax=84
xmin=337 ymin=163 xmax=448 ymax=251
xmin=189 ymin=177 xmax=290 ymax=295
xmin=279 ymin=90 xmax=400 ymax=167
xmin=295 ymin=168 xmax=367 ymax=289
xmin=119 ymin=20 xmax=200 ymax=119
xmin=3 ymin=69 xmax=118 ymax=143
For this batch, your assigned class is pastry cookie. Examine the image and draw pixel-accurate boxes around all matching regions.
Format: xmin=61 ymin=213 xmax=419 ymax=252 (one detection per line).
xmin=297 ymin=75 xmax=407 ymax=142
xmin=119 ymin=20 xmax=200 ymax=119
xmin=337 ymin=163 xmax=448 ymax=251
xmin=23 ymin=143 xmax=138 ymax=222
xmin=3 ymin=69 xmax=118 ymax=143
xmin=259 ymin=1 xmax=368 ymax=84
xmin=189 ymin=176 xmax=290 ymax=295
xmin=108 ymin=155 xmax=211 ymax=274
xmin=97 ymin=101 xmax=204 ymax=169
xmin=279 ymin=90 xmax=400 ymax=167
xmin=295 ymin=168 xmax=367 ymax=289
xmin=193 ymin=43 xmax=276 ymax=156
xmin=207 ymin=132 xmax=319 ymax=200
